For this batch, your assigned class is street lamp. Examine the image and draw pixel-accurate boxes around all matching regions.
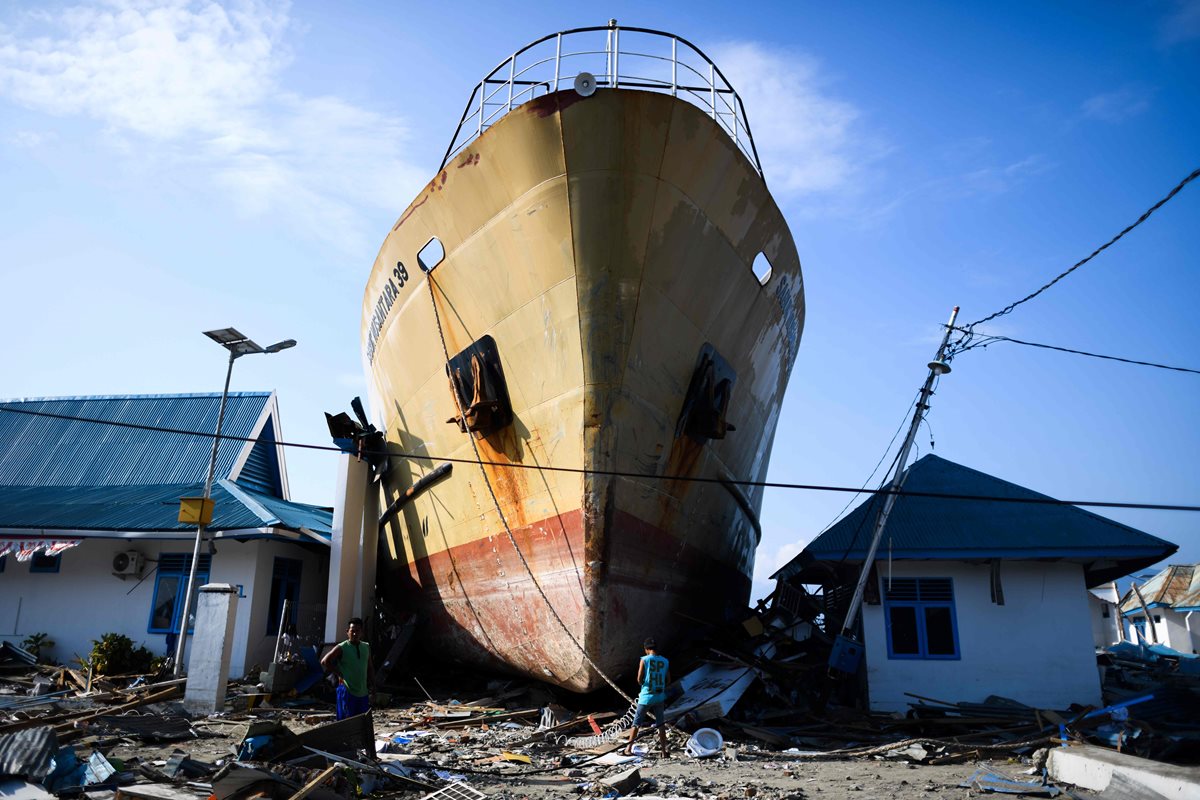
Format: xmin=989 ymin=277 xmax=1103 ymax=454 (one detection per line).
xmin=172 ymin=328 xmax=297 ymax=676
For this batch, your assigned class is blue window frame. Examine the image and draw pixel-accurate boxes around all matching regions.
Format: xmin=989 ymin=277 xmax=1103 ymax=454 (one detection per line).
xmin=266 ymin=558 xmax=303 ymax=635
xmin=148 ymin=553 xmax=211 ymax=634
xmin=30 ymin=553 xmax=62 ymax=573
xmin=883 ymin=577 xmax=960 ymax=660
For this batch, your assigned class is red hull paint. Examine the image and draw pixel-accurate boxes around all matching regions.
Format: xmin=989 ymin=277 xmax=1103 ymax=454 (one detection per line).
xmin=387 ymin=507 xmax=749 ymax=691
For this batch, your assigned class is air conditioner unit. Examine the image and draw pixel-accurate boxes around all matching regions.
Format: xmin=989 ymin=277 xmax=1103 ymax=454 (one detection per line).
xmin=112 ymin=549 xmax=145 ymax=577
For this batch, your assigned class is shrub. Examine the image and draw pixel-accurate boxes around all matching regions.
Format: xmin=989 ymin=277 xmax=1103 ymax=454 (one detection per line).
xmin=88 ymin=633 xmax=156 ymax=675
xmin=20 ymin=632 xmax=55 ymax=661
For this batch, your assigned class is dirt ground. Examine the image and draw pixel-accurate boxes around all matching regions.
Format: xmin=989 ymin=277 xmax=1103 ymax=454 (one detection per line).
xmin=100 ymin=704 xmax=1099 ymax=800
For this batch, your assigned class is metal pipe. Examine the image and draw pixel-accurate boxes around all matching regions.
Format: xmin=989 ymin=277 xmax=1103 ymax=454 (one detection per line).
xmin=671 ymin=37 xmax=677 ymax=97
xmin=553 ymin=34 xmax=561 ymax=92
xmin=272 ymin=598 xmax=290 ymax=665
xmin=612 ymin=25 xmax=619 ymax=88
xmin=710 ymin=63 xmax=716 ymax=119
xmin=477 ymin=81 xmax=485 ymax=136
xmin=173 ymin=348 xmax=235 ymax=676
xmin=378 ymin=462 xmax=453 ymax=531
xmin=507 ymin=56 xmax=515 ymax=111
xmin=838 ymin=306 xmax=960 ymax=640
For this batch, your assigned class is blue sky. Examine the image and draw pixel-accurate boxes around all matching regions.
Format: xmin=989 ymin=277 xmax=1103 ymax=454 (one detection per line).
xmin=1 ymin=1 xmax=1197 ymax=602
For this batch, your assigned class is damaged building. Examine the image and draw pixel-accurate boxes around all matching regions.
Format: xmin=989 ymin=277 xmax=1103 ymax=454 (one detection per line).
xmin=772 ymin=455 xmax=1177 ymax=712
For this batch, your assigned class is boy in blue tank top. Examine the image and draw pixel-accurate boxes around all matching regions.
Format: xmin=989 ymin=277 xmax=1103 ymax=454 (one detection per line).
xmin=624 ymin=637 xmax=670 ymax=755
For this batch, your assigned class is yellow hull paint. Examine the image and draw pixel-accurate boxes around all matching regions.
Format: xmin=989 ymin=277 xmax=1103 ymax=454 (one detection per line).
xmin=362 ymin=89 xmax=804 ymax=690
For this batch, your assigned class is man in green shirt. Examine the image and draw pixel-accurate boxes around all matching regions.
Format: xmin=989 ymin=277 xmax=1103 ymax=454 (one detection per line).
xmin=321 ymin=617 xmax=376 ymax=719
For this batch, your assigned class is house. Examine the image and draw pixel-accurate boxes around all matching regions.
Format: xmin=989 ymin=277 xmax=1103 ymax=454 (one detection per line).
xmin=0 ymin=393 xmax=333 ymax=678
xmin=1119 ymin=563 xmax=1200 ymax=654
xmin=772 ymin=455 xmax=1176 ymax=712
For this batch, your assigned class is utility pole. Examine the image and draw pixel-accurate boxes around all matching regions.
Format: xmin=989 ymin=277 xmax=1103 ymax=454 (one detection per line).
xmin=830 ymin=306 xmax=959 ymax=673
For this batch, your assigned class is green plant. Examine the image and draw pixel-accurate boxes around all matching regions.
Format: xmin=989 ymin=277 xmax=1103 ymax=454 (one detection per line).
xmin=88 ymin=633 xmax=155 ymax=675
xmin=20 ymin=632 xmax=54 ymax=660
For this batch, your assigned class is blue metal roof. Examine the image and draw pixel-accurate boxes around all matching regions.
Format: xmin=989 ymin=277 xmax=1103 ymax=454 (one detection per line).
xmin=0 ymin=393 xmax=270 ymax=487
xmin=0 ymin=393 xmax=331 ymax=541
xmin=774 ymin=455 xmax=1176 ymax=586
xmin=0 ymin=482 xmax=331 ymax=538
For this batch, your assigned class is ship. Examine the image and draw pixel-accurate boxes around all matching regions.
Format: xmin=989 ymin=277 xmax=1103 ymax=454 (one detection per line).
xmin=361 ymin=24 xmax=804 ymax=692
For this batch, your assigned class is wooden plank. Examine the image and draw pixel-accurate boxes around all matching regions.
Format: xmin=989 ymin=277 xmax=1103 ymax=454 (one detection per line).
xmin=286 ymin=765 xmax=339 ymax=800
xmin=428 ymin=708 xmax=539 ymax=728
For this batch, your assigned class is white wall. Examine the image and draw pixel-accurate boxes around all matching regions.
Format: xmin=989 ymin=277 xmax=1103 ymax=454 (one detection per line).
xmin=1156 ymin=609 xmax=1197 ymax=654
xmin=237 ymin=538 xmax=329 ymax=675
xmin=862 ymin=561 xmax=1102 ymax=712
xmin=1088 ymin=592 xmax=1121 ymax=648
xmin=0 ymin=536 xmax=326 ymax=678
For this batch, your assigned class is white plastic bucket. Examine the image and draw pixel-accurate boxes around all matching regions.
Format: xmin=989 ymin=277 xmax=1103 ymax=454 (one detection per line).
xmin=686 ymin=727 xmax=724 ymax=758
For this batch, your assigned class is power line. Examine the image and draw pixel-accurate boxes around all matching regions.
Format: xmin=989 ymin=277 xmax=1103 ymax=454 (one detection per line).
xmin=950 ymin=327 xmax=1200 ymax=375
xmin=961 ymin=167 xmax=1200 ymax=333
xmin=2 ymin=404 xmax=1197 ymax=513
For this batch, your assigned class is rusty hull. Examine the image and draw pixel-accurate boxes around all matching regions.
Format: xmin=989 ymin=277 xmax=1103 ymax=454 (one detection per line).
xmin=363 ymin=88 xmax=804 ymax=691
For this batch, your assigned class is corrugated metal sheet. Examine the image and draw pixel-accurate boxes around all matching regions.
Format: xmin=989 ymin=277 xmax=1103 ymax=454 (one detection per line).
xmin=777 ymin=455 xmax=1175 ymax=582
xmin=1120 ymin=564 xmax=1200 ymax=613
xmin=236 ymin=416 xmax=282 ymax=496
xmin=0 ymin=481 xmax=330 ymax=536
xmin=0 ymin=393 xmax=270 ymax=488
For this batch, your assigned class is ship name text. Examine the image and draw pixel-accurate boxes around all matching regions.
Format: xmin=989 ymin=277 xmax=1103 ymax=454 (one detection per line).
xmin=366 ymin=261 xmax=409 ymax=364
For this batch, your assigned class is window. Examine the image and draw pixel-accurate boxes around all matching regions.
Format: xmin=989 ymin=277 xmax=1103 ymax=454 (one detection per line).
xmin=30 ymin=553 xmax=61 ymax=573
xmin=0 ymin=555 xmax=6 ymax=573
xmin=1102 ymin=605 xmax=1111 ymax=618
xmin=1153 ymin=614 xmax=1162 ymax=624
xmin=148 ymin=554 xmax=211 ymax=634
xmin=883 ymin=578 xmax=960 ymax=660
xmin=266 ymin=558 xmax=303 ymax=635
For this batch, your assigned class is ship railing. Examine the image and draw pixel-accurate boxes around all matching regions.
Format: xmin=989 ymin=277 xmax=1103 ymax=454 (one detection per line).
xmin=439 ymin=23 xmax=764 ymax=179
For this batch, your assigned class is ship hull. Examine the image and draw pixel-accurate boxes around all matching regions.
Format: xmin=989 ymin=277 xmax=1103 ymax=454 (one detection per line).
xmin=363 ymin=88 xmax=804 ymax=691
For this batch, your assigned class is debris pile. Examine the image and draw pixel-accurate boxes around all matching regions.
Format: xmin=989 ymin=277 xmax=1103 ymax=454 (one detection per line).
xmin=6 ymin=625 xmax=1200 ymax=798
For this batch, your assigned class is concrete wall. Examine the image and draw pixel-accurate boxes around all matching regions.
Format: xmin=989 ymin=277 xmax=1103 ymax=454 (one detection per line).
xmin=0 ymin=536 xmax=327 ymax=677
xmin=1088 ymin=592 xmax=1122 ymax=648
xmin=1156 ymin=609 xmax=1197 ymax=654
xmin=862 ymin=561 xmax=1102 ymax=712
xmin=1124 ymin=608 xmax=1197 ymax=653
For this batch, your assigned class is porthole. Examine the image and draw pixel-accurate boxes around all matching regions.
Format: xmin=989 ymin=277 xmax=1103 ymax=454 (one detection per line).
xmin=418 ymin=237 xmax=446 ymax=272
xmin=752 ymin=251 xmax=772 ymax=285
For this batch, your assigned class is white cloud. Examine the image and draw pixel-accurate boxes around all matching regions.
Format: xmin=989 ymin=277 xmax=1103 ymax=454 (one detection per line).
xmin=7 ymin=129 xmax=49 ymax=147
xmin=752 ymin=536 xmax=810 ymax=587
xmin=959 ymin=153 xmax=1055 ymax=196
xmin=0 ymin=0 xmax=425 ymax=252
xmin=1081 ymin=87 xmax=1151 ymax=123
xmin=713 ymin=41 xmax=874 ymax=197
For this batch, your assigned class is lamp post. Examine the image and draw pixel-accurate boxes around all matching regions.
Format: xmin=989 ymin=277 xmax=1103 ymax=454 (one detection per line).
xmin=172 ymin=328 xmax=297 ymax=677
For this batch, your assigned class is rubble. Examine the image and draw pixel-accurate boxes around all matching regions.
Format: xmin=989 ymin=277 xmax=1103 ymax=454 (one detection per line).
xmin=8 ymin=609 xmax=1200 ymax=800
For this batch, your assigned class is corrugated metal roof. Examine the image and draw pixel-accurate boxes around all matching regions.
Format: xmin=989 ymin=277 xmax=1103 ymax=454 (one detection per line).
xmin=0 ymin=393 xmax=270 ymax=488
xmin=0 ymin=481 xmax=331 ymax=537
xmin=1120 ymin=564 xmax=1200 ymax=613
xmin=776 ymin=455 xmax=1176 ymax=585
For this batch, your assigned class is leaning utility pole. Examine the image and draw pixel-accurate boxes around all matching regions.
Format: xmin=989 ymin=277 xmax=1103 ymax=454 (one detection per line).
xmin=829 ymin=306 xmax=959 ymax=673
